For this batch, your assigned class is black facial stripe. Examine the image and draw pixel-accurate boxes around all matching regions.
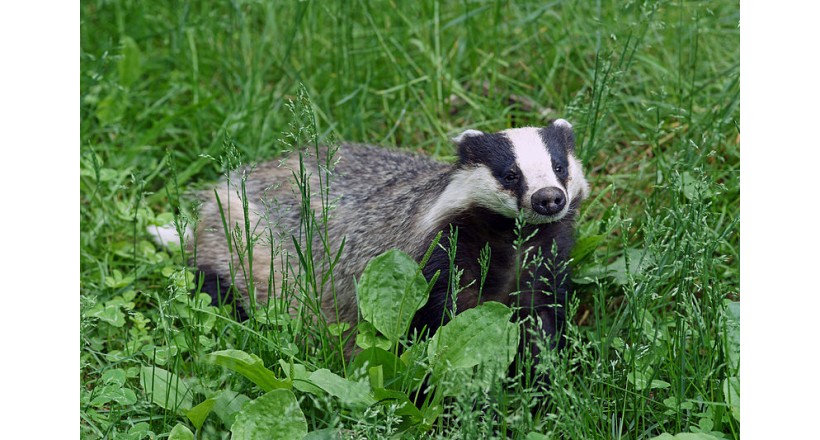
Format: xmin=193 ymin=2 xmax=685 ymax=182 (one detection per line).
xmin=457 ymin=132 xmax=515 ymax=167
xmin=506 ymin=165 xmax=527 ymax=209
xmin=538 ymin=125 xmax=572 ymax=188
xmin=456 ymin=132 xmax=526 ymax=207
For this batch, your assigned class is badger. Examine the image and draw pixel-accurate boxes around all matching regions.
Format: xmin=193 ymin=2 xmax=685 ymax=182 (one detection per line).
xmin=152 ymin=119 xmax=588 ymax=362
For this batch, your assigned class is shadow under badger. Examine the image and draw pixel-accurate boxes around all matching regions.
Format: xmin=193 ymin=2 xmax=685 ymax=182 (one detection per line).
xmin=166 ymin=119 xmax=588 ymax=380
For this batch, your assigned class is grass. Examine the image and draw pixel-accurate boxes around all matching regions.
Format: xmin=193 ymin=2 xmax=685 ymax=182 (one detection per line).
xmin=80 ymin=0 xmax=739 ymax=438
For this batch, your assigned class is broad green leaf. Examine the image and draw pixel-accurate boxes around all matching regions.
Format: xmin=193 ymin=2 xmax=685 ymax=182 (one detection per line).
xmin=526 ymin=433 xmax=551 ymax=440
xmin=369 ymin=365 xmax=384 ymax=389
xmin=186 ymin=398 xmax=216 ymax=430
xmin=723 ymin=376 xmax=740 ymax=421
xmin=118 ymin=36 xmax=143 ymax=87
xmin=427 ymin=302 xmax=519 ymax=385
xmin=206 ymin=349 xmax=290 ymax=392
xmin=230 ymin=389 xmax=308 ymax=440
xmin=127 ymin=422 xmax=151 ymax=438
xmin=372 ymin=387 xmax=423 ymax=421
xmin=139 ymin=366 xmax=193 ymax=412
xmin=91 ymin=304 xmax=126 ymax=327
xmin=105 ymin=269 xmax=135 ymax=289
xmin=327 ymin=322 xmax=351 ymax=337
xmin=697 ymin=417 xmax=714 ymax=432
xmin=211 ymin=390 xmax=250 ymax=428
xmin=355 ymin=322 xmax=392 ymax=351
xmin=168 ymin=424 xmax=194 ymax=440
xmin=90 ymin=384 xmax=137 ymax=407
xmin=101 ymin=368 xmax=126 ymax=386
xmin=278 ymin=360 xmax=323 ymax=395
xmin=349 ymin=347 xmax=406 ymax=388
xmin=357 ymin=249 xmax=429 ymax=342
xmin=307 ymin=369 xmax=376 ymax=407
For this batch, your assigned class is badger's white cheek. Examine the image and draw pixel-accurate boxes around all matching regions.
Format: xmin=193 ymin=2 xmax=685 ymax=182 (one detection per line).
xmin=567 ymin=155 xmax=590 ymax=201
xmin=421 ymin=166 xmax=519 ymax=229
xmin=464 ymin=169 xmax=518 ymax=217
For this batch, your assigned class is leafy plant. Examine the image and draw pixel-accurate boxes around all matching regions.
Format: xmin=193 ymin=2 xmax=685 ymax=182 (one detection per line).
xmin=195 ymin=246 xmax=522 ymax=436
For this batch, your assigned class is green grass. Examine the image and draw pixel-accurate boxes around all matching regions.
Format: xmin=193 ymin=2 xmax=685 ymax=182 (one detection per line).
xmin=80 ymin=1 xmax=739 ymax=438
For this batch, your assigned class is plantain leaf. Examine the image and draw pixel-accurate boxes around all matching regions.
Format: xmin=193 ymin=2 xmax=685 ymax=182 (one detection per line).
xmin=168 ymin=423 xmax=194 ymax=440
xmin=139 ymin=366 xmax=193 ymax=413
xmin=427 ymin=302 xmax=519 ymax=389
xmin=230 ymin=389 xmax=308 ymax=440
xmin=205 ymin=349 xmax=290 ymax=392
xmin=186 ymin=397 xmax=216 ymax=430
xmin=357 ymin=249 xmax=429 ymax=343
xmin=211 ymin=390 xmax=250 ymax=428
xmin=349 ymin=347 xmax=406 ymax=389
xmin=307 ymin=369 xmax=376 ymax=407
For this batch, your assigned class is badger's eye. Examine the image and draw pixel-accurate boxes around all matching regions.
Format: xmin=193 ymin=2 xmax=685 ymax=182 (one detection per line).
xmin=554 ymin=165 xmax=564 ymax=174
xmin=504 ymin=172 xmax=518 ymax=184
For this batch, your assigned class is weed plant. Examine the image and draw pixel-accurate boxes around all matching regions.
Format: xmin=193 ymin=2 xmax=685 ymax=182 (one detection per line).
xmin=80 ymin=1 xmax=739 ymax=439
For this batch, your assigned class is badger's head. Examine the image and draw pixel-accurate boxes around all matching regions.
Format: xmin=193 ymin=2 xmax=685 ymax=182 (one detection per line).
xmin=426 ymin=120 xmax=589 ymax=228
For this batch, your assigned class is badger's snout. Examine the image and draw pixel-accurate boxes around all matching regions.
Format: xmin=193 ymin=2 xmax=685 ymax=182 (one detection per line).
xmin=531 ymin=187 xmax=566 ymax=216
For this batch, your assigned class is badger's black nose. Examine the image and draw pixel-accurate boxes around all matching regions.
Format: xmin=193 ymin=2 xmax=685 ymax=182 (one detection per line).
xmin=532 ymin=187 xmax=566 ymax=216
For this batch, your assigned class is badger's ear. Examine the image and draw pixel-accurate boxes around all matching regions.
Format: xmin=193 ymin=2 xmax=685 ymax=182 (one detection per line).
xmin=451 ymin=129 xmax=484 ymax=144
xmin=541 ymin=118 xmax=576 ymax=153
xmin=451 ymin=129 xmax=486 ymax=164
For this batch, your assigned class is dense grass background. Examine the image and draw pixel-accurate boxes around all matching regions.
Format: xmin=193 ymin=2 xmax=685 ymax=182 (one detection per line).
xmin=80 ymin=1 xmax=739 ymax=438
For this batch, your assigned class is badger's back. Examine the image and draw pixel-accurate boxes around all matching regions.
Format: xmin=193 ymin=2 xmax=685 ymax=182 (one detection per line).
xmin=193 ymin=144 xmax=450 ymax=323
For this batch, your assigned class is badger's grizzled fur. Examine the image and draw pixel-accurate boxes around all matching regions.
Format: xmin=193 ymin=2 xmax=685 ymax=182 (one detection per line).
xmin=153 ymin=120 xmax=588 ymax=362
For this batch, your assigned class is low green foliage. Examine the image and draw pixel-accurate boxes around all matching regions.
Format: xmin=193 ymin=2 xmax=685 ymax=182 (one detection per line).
xmin=81 ymin=0 xmax=739 ymax=438
xmin=357 ymin=249 xmax=430 ymax=343
xmin=190 ymin=251 xmax=520 ymax=435
xmin=205 ymin=350 xmax=290 ymax=392
xmin=427 ymin=301 xmax=519 ymax=388
xmin=139 ymin=366 xmax=193 ymax=414
xmin=168 ymin=424 xmax=195 ymax=440
xmin=230 ymin=389 xmax=308 ymax=440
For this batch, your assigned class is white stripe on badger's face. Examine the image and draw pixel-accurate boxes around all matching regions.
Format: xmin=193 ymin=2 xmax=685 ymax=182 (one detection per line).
xmin=567 ymin=153 xmax=590 ymax=202
xmin=420 ymin=166 xmax=518 ymax=232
